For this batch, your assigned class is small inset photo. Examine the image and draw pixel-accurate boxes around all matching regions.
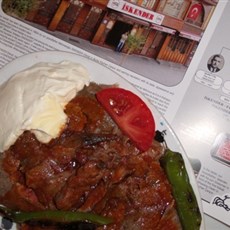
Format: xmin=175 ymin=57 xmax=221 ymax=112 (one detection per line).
xmin=210 ymin=133 xmax=230 ymax=166
xmin=207 ymin=54 xmax=225 ymax=73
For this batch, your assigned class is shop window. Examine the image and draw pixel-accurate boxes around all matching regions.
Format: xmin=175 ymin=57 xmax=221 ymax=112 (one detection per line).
xmin=32 ymin=0 xmax=60 ymax=26
xmin=141 ymin=0 xmax=148 ymax=7
xmin=184 ymin=1 xmax=215 ymax=29
xmin=83 ymin=6 xmax=103 ymax=26
xmin=78 ymin=6 xmax=103 ymax=39
xmin=127 ymin=0 xmax=138 ymax=3
xmin=156 ymin=0 xmax=190 ymax=19
xmin=71 ymin=0 xmax=84 ymax=6
xmin=184 ymin=2 xmax=204 ymax=27
xmin=125 ymin=0 xmax=138 ymax=5
xmin=141 ymin=0 xmax=156 ymax=9
xmin=56 ymin=1 xmax=83 ymax=33
xmin=126 ymin=0 xmax=157 ymax=9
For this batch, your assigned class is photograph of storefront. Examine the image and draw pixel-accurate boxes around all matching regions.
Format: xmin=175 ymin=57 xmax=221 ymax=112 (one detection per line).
xmin=2 ymin=0 xmax=218 ymax=83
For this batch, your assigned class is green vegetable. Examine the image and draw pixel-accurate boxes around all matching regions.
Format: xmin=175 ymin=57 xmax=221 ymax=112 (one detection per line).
xmin=160 ymin=149 xmax=202 ymax=230
xmin=0 ymin=206 xmax=113 ymax=226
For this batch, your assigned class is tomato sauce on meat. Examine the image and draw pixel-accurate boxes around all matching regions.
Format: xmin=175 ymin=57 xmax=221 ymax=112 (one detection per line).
xmin=0 ymin=83 xmax=181 ymax=229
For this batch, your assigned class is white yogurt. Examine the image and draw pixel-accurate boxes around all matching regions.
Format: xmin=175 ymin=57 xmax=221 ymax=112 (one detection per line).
xmin=0 ymin=61 xmax=90 ymax=152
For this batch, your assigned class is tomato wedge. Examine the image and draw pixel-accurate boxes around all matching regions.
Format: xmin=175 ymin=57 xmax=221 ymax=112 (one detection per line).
xmin=96 ymin=87 xmax=155 ymax=151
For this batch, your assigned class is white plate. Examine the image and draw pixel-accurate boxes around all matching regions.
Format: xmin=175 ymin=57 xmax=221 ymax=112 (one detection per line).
xmin=0 ymin=51 xmax=204 ymax=229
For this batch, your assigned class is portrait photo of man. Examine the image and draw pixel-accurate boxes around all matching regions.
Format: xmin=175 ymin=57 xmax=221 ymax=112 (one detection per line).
xmin=207 ymin=54 xmax=224 ymax=73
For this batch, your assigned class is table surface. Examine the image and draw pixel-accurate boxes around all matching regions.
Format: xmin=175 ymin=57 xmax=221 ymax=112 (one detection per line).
xmin=205 ymin=214 xmax=229 ymax=229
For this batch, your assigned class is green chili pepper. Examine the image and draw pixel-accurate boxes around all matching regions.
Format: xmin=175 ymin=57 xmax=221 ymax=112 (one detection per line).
xmin=0 ymin=205 xmax=113 ymax=226
xmin=160 ymin=149 xmax=202 ymax=230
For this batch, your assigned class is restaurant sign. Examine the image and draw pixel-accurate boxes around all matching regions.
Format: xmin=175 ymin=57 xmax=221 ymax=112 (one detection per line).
xmin=107 ymin=0 xmax=164 ymax=25
xmin=179 ymin=31 xmax=201 ymax=41
xmin=151 ymin=24 xmax=176 ymax=35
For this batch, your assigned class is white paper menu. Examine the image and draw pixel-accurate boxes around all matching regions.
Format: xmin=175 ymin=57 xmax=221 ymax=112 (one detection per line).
xmin=171 ymin=1 xmax=230 ymax=227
